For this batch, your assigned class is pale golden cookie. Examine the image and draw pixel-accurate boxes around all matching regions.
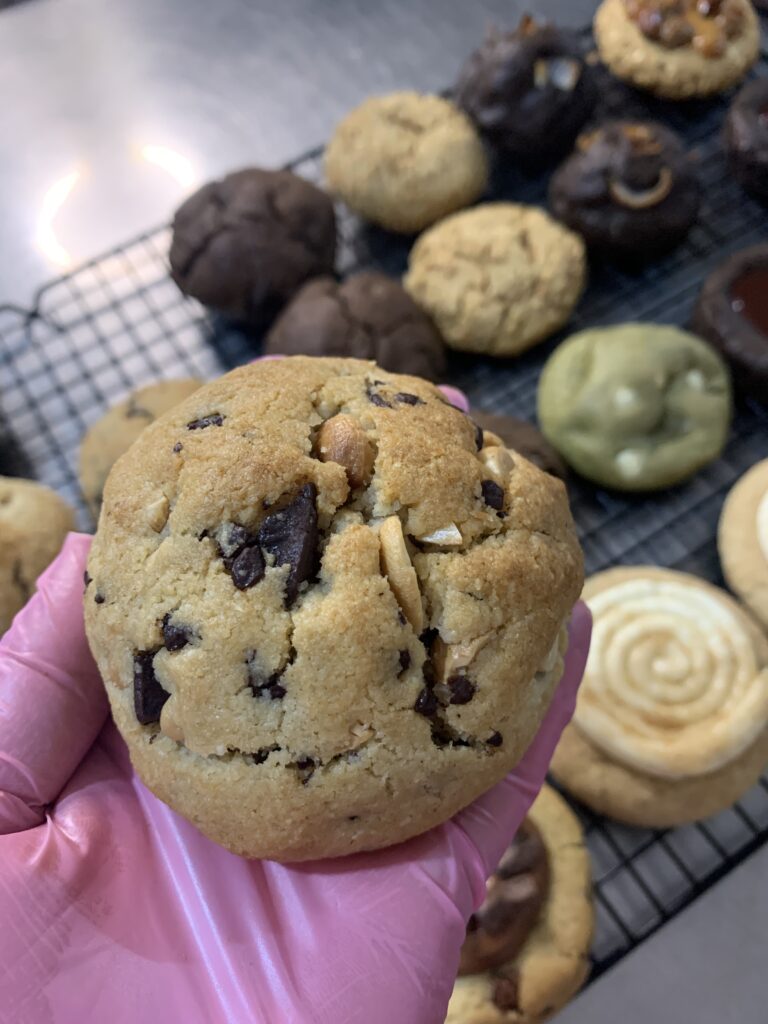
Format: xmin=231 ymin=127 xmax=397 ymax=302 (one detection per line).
xmin=447 ymin=785 xmax=594 ymax=1024
xmin=594 ymin=0 xmax=759 ymax=100
xmin=84 ymin=357 xmax=583 ymax=861
xmin=719 ymin=459 xmax=768 ymax=631
xmin=325 ymin=91 xmax=488 ymax=233
xmin=0 ymin=477 xmax=74 ymax=634
xmin=404 ymin=204 xmax=586 ymax=357
xmin=551 ymin=566 xmax=768 ymax=828
xmin=79 ymin=379 xmax=202 ymax=517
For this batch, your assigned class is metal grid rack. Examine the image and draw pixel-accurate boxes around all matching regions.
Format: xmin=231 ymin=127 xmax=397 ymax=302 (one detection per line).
xmin=1 ymin=34 xmax=767 ymax=985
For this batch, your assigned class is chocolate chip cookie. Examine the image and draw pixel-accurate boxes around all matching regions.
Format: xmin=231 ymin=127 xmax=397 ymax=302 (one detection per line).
xmin=594 ymin=0 xmax=759 ymax=99
xmin=471 ymin=411 xmax=567 ymax=481
xmin=84 ymin=357 xmax=583 ymax=861
xmin=79 ymin=379 xmax=202 ymax=518
xmin=725 ymin=79 xmax=768 ymax=201
xmin=169 ymin=168 xmax=337 ymax=324
xmin=691 ymin=245 xmax=768 ymax=400
xmin=538 ymin=324 xmax=732 ymax=491
xmin=264 ymin=272 xmax=446 ymax=381
xmin=324 ymin=92 xmax=488 ymax=234
xmin=0 ymin=477 xmax=74 ymax=634
xmin=549 ymin=121 xmax=701 ymax=260
xmin=456 ymin=15 xmax=597 ymax=162
xmin=447 ymin=784 xmax=594 ymax=1023
xmin=404 ymin=204 xmax=586 ymax=357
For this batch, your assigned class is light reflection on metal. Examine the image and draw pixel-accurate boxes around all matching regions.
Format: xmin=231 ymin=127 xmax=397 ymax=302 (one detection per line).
xmin=140 ymin=144 xmax=197 ymax=188
xmin=36 ymin=167 xmax=82 ymax=268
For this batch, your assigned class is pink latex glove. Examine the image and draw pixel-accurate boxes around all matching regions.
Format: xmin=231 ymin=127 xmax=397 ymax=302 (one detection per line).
xmin=0 ymin=542 xmax=590 ymax=1024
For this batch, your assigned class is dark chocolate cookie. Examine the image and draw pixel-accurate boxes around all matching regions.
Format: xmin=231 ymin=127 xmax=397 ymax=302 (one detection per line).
xmin=691 ymin=245 xmax=768 ymax=400
xmin=169 ymin=168 xmax=336 ymax=325
xmin=456 ymin=16 xmax=597 ymax=162
xmin=549 ymin=121 xmax=701 ymax=260
xmin=725 ymin=79 xmax=768 ymax=201
xmin=264 ymin=272 xmax=447 ymax=381
xmin=471 ymin=410 xmax=567 ymax=481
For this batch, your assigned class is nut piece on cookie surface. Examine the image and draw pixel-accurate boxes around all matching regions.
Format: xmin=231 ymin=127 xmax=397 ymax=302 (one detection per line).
xmin=84 ymin=356 xmax=582 ymax=861
xmin=324 ymin=91 xmax=488 ymax=234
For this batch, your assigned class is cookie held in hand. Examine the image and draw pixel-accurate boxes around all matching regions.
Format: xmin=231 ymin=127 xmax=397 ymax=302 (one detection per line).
xmin=84 ymin=357 xmax=583 ymax=861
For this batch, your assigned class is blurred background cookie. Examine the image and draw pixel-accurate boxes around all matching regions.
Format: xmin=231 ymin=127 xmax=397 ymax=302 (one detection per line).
xmin=403 ymin=203 xmax=585 ymax=357
xmin=324 ymin=92 xmax=487 ymax=234
xmin=0 ymin=477 xmax=74 ymax=634
xmin=471 ymin=410 xmax=568 ymax=480
xmin=691 ymin=244 xmax=768 ymax=399
xmin=79 ymin=379 xmax=202 ymax=518
xmin=455 ymin=15 xmax=597 ymax=163
xmin=264 ymin=272 xmax=446 ymax=381
xmin=538 ymin=323 xmax=732 ymax=491
xmin=549 ymin=121 xmax=701 ymax=260
xmin=725 ymin=78 xmax=768 ymax=201
xmin=169 ymin=169 xmax=336 ymax=325
xmin=551 ymin=567 xmax=768 ymax=827
xmin=719 ymin=459 xmax=768 ymax=630
xmin=594 ymin=0 xmax=759 ymax=99
xmin=447 ymin=784 xmax=593 ymax=1024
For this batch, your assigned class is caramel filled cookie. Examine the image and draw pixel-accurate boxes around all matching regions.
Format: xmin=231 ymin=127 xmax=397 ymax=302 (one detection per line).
xmin=455 ymin=15 xmax=597 ymax=162
xmin=85 ymin=357 xmax=583 ymax=861
xmin=549 ymin=121 xmax=700 ymax=260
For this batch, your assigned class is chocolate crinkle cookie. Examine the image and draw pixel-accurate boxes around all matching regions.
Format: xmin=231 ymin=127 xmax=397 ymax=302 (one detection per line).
xmin=725 ymin=78 xmax=768 ymax=201
xmin=84 ymin=357 xmax=582 ymax=862
xmin=549 ymin=121 xmax=701 ymax=260
xmin=456 ymin=15 xmax=597 ymax=162
xmin=264 ymin=272 xmax=447 ymax=381
xmin=169 ymin=168 xmax=336 ymax=325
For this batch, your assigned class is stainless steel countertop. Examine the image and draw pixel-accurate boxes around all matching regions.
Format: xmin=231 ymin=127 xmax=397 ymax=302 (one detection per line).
xmin=2 ymin=1 xmax=765 ymax=1021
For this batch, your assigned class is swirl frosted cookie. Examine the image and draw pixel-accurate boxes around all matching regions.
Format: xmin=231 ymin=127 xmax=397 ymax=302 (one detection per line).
xmin=84 ymin=357 xmax=583 ymax=861
xmin=719 ymin=459 xmax=768 ymax=631
xmin=551 ymin=567 xmax=768 ymax=827
xmin=594 ymin=0 xmax=759 ymax=99
xmin=447 ymin=784 xmax=593 ymax=1024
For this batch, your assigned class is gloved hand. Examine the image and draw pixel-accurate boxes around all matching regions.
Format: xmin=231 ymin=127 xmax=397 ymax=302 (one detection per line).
xmin=0 ymin=538 xmax=590 ymax=1024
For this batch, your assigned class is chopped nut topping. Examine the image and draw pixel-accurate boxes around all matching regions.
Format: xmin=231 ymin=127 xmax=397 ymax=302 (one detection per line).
xmin=316 ymin=414 xmax=375 ymax=489
xmin=378 ymin=516 xmax=424 ymax=633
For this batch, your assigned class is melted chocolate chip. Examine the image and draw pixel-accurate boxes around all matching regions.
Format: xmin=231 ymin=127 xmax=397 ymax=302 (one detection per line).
xmin=394 ymin=392 xmax=425 ymax=406
xmin=94 ymin=593 xmax=105 ymax=605
xmin=481 ymin=479 xmax=505 ymax=510
xmin=83 ymin=570 xmax=92 ymax=589
xmin=397 ymin=609 xmax=407 ymax=626
xmin=415 ymin=687 xmax=438 ymax=716
xmin=247 ymin=657 xmax=287 ymax=700
xmin=133 ymin=650 xmax=169 ymax=724
xmin=398 ymin=650 xmax=411 ymax=675
xmin=448 ymin=674 xmax=476 ymax=705
xmin=187 ymin=413 xmax=224 ymax=430
xmin=487 ymin=731 xmax=503 ymax=747
xmin=296 ymin=756 xmax=316 ymax=784
xmin=269 ymin=681 xmax=287 ymax=700
xmin=172 ymin=442 xmax=183 ymax=453
xmin=252 ymin=748 xmax=272 ymax=765
xmin=230 ymin=544 xmax=266 ymax=590
xmin=258 ymin=483 xmax=318 ymax=607
xmin=420 ymin=627 xmax=439 ymax=647
xmin=472 ymin=419 xmax=484 ymax=451
xmin=162 ymin=614 xmax=194 ymax=651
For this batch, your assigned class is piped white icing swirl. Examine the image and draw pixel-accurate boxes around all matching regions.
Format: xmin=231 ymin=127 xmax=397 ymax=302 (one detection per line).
xmin=574 ymin=575 xmax=768 ymax=779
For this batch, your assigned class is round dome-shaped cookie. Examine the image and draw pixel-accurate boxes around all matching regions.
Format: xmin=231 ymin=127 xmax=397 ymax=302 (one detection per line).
xmin=725 ymin=79 xmax=768 ymax=201
xmin=324 ymin=92 xmax=488 ymax=234
xmin=0 ymin=477 xmax=74 ymax=634
xmin=549 ymin=121 xmax=701 ymax=259
xmin=551 ymin=567 xmax=768 ymax=827
xmin=169 ymin=168 xmax=337 ymax=323
xmin=79 ymin=379 xmax=202 ymax=518
xmin=538 ymin=324 xmax=732 ymax=491
xmin=455 ymin=15 xmax=597 ymax=162
xmin=403 ymin=203 xmax=586 ymax=357
xmin=84 ymin=357 xmax=583 ymax=861
xmin=264 ymin=272 xmax=446 ymax=381
xmin=719 ymin=459 xmax=768 ymax=631
xmin=594 ymin=0 xmax=759 ymax=99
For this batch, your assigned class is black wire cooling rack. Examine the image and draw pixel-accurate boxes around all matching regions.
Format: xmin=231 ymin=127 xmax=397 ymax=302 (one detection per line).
xmin=1 ymin=30 xmax=767 ymax=985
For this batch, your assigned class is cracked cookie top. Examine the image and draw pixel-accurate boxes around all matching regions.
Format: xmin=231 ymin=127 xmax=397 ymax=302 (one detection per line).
xmin=84 ymin=357 xmax=582 ymax=861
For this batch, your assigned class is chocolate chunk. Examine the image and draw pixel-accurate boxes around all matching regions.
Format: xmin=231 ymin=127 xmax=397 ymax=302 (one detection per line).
xmin=219 ymin=523 xmax=252 ymax=557
xmin=420 ymin=627 xmax=439 ymax=647
xmin=398 ymin=650 xmax=411 ymax=675
xmin=94 ymin=593 xmax=105 ymax=605
xmin=415 ymin=687 xmax=438 ymax=717
xmin=187 ymin=413 xmax=224 ymax=430
xmin=481 ymin=479 xmax=505 ymax=510
xmin=133 ymin=650 xmax=169 ymax=724
xmin=230 ymin=544 xmax=266 ymax=590
xmin=247 ymin=658 xmax=287 ymax=701
xmin=296 ymin=756 xmax=316 ymax=784
xmin=172 ymin=442 xmax=183 ymax=453
xmin=162 ymin=614 xmax=194 ymax=651
xmin=397 ymin=609 xmax=407 ymax=626
xmin=83 ymin=570 xmax=92 ymax=589
xmin=269 ymin=680 xmax=287 ymax=700
xmin=258 ymin=483 xmax=318 ymax=606
xmin=394 ymin=392 xmax=425 ymax=406
xmin=448 ymin=674 xmax=476 ymax=705
xmin=487 ymin=731 xmax=503 ymax=747
xmin=366 ymin=386 xmax=393 ymax=408
xmin=472 ymin=419 xmax=484 ymax=452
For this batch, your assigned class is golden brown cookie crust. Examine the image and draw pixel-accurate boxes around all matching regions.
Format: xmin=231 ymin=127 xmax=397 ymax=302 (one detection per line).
xmin=0 ymin=477 xmax=74 ymax=633
xmin=447 ymin=785 xmax=594 ymax=1024
xmin=594 ymin=0 xmax=759 ymax=99
xmin=325 ymin=91 xmax=488 ymax=234
xmin=404 ymin=204 xmax=586 ymax=357
xmin=85 ymin=357 xmax=583 ymax=861
xmin=719 ymin=459 xmax=768 ymax=631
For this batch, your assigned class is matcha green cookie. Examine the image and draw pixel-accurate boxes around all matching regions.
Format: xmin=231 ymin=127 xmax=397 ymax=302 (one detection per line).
xmin=538 ymin=324 xmax=731 ymax=491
